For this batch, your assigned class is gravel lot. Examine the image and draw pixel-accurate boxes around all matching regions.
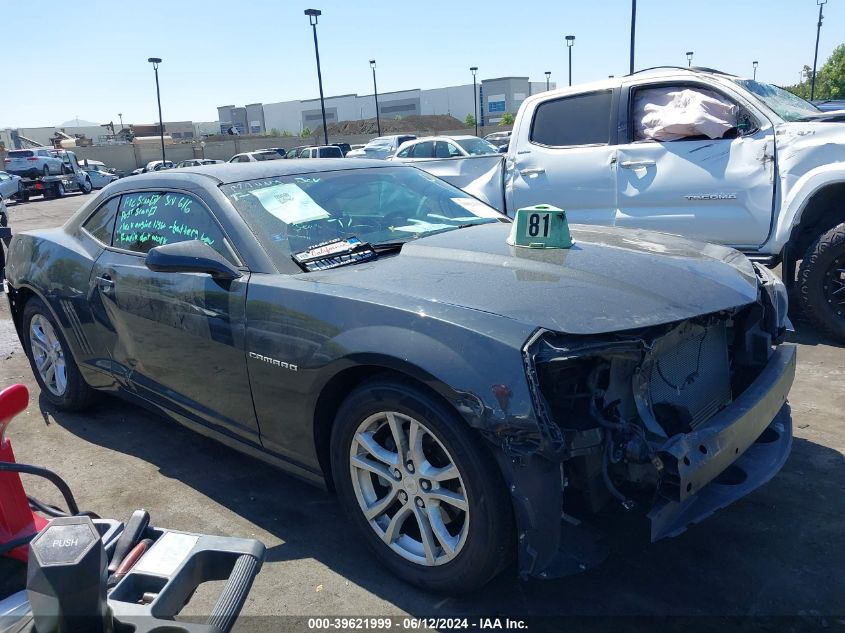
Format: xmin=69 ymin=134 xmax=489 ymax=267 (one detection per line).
xmin=1 ymin=194 xmax=843 ymax=630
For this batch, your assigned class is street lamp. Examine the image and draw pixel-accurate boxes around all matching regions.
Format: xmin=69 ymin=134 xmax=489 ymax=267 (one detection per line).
xmin=304 ymin=8 xmax=329 ymax=145
xmin=686 ymin=51 xmax=694 ymax=67
xmin=629 ymin=0 xmax=637 ymax=74
xmin=470 ymin=66 xmax=478 ymax=136
xmin=370 ymin=59 xmax=381 ymax=136
xmin=545 ymin=71 xmax=551 ymax=91
xmin=753 ymin=60 xmax=758 ymax=80
xmin=565 ymin=35 xmax=575 ymax=86
xmin=811 ymin=0 xmax=827 ymax=101
xmin=118 ymin=113 xmax=124 ymax=133
xmin=147 ymin=57 xmax=165 ymax=165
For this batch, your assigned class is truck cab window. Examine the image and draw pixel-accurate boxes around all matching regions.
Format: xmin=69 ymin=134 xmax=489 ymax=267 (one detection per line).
xmin=530 ymin=91 xmax=613 ymax=147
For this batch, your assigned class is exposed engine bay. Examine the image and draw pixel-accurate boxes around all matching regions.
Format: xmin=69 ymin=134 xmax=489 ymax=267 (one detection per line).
xmin=523 ymin=263 xmax=792 ymax=535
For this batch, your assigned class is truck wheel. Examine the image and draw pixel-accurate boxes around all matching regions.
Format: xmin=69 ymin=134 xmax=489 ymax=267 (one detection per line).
xmin=330 ymin=377 xmax=513 ymax=593
xmin=54 ymin=183 xmax=65 ymax=198
xmin=798 ymin=222 xmax=845 ymax=342
xmin=23 ymin=297 xmax=96 ymax=411
xmin=81 ymin=177 xmax=93 ymax=194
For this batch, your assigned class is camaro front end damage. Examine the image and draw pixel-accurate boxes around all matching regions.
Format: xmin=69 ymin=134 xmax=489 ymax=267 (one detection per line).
xmin=504 ymin=269 xmax=795 ymax=579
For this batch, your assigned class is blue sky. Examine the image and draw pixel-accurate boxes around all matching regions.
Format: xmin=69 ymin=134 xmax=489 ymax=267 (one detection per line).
xmin=2 ymin=0 xmax=842 ymax=128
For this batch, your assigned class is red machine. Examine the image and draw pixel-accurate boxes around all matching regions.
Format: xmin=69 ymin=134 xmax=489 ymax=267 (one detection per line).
xmin=0 ymin=384 xmax=48 ymax=561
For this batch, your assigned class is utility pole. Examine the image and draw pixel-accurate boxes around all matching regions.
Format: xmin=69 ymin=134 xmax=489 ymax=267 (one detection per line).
xmin=811 ymin=0 xmax=827 ymax=101
xmin=629 ymin=0 xmax=636 ymax=74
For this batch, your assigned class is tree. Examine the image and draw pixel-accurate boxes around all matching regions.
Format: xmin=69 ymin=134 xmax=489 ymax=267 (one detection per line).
xmin=464 ymin=113 xmax=476 ymax=128
xmin=281 ymin=130 xmax=292 ymax=137
xmin=269 ymin=128 xmax=280 ymax=137
xmin=300 ymin=127 xmax=312 ymax=138
xmin=499 ymin=112 xmax=515 ymax=126
xmin=783 ymin=44 xmax=845 ymax=100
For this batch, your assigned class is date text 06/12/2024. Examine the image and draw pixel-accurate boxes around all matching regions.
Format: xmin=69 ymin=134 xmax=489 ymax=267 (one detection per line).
xmin=306 ymin=618 xmax=528 ymax=630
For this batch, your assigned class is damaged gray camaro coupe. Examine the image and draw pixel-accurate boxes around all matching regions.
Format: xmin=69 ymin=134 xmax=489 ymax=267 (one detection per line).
xmin=4 ymin=160 xmax=795 ymax=592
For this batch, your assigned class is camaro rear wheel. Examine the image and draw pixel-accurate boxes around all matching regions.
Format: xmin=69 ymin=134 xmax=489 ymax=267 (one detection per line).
xmin=331 ymin=378 xmax=512 ymax=593
xmin=23 ymin=297 xmax=96 ymax=410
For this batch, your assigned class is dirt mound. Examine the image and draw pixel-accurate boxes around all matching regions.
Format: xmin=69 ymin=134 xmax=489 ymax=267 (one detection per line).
xmin=327 ymin=114 xmax=466 ymax=136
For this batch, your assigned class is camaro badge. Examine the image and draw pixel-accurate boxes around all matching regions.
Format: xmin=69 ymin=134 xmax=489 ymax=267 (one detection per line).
xmin=249 ymin=352 xmax=298 ymax=371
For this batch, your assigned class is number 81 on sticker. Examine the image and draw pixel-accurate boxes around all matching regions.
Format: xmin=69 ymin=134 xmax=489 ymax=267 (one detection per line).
xmin=507 ymin=204 xmax=573 ymax=249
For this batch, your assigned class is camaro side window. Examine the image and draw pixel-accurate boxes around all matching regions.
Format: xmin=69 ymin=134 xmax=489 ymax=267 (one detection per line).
xmin=115 ymin=191 xmax=229 ymax=258
xmin=82 ymin=196 xmax=120 ymax=244
xmin=530 ymin=91 xmax=613 ymax=147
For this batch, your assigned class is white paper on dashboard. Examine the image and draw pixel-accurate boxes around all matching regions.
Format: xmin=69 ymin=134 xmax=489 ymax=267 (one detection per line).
xmin=250 ymin=183 xmax=330 ymax=224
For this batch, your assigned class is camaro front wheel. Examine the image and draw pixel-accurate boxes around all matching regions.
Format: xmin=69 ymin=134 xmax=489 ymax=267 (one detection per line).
xmin=331 ymin=377 xmax=512 ymax=593
xmin=23 ymin=297 xmax=96 ymax=410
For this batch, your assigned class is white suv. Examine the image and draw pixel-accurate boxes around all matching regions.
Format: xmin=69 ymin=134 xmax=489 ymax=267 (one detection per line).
xmin=4 ymin=148 xmax=64 ymax=178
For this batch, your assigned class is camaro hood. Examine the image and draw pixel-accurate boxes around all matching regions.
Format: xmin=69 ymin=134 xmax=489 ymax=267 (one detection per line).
xmin=304 ymin=223 xmax=759 ymax=335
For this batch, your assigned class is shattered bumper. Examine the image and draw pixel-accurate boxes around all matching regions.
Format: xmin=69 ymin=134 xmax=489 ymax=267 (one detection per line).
xmin=649 ymin=343 xmax=796 ymax=540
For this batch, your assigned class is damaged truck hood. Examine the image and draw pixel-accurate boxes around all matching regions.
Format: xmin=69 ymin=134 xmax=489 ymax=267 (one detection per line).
xmin=304 ymin=223 xmax=759 ymax=335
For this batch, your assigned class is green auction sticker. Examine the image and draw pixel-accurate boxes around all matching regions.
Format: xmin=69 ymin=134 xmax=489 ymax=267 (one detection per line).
xmin=507 ymin=204 xmax=573 ymax=249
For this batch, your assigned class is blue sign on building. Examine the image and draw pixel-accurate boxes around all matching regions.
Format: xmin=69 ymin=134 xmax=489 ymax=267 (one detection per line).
xmin=489 ymin=101 xmax=506 ymax=113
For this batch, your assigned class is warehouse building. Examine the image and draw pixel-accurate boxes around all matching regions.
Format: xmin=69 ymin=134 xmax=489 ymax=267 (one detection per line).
xmin=222 ymin=75 xmax=554 ymax=136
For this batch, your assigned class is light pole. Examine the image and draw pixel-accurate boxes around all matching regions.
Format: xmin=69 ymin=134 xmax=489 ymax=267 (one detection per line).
xmin=811 ymin=0 xmax=827 ymax=101
xmin=686 ymin=51 xmax=694 ymax=67
xmin=753 ymin=60 xmax=758 ymax=80
xmin=630 ymin=0 xmax=637 ymax=74
xmin=470 ymin=66 xmax=478 ymax=136
xmin=147 ymin=57 xmax=165 ymax=165
xmin=304 ymin=8 xmax=329 ymax=145
xmin=565 ymin=35 xmax=575 ymax=86
xmin=545 ymin=71 xmax=551 ymax=91
xmin=118 ymin=113 xmax=124 ymax=133
xmin=370 ymin=59 xmax=381 ymax=136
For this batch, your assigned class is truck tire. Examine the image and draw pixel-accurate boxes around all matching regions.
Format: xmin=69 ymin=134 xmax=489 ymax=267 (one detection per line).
xmin=798 ymin=222 xmax=845 ymax=342
xmin=54 ymin=182 xmax=65 ymax=198
xmin=81 ymin=177 xmax=93 ymax=194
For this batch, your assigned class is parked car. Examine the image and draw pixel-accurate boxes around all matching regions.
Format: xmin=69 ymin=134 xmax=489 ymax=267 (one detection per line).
xmin=812 ymin=99 xmax=845 ymax=112
xmin=130 ymin=160 xmax=175 ymax=176
xmin=263 ymin=147 xmax=288 ymax=158
xmin=4 ymin=148 xmax=64 ymax=178
xmin=392 ymin=136 xmax=500 ymax=161
xmin=332 ymin=143 xmax=351 ymax=156
xmin=413 ymin=67 xmax=845 ymax=341
xmin=300 ymin=145 xmax=344 ymax=158
xmin=483 ymin=131 xmax=511 ymax=147
xmin=228 ymin=151 xmax=285 ymax=163
xmin=0 ymin=171 xmax=23 ymax=202
xmin=285 ymin=145 xmax=311 ymax=159
xmin=345 ymin=135 xmax=417 ymax=160
xmin=4 ymin=159 xmax=794 ymax=593
xmin=81 ymin=166 xmax=119 ymax=189
xmin=175 ymin=159 xmax=223 ymax=168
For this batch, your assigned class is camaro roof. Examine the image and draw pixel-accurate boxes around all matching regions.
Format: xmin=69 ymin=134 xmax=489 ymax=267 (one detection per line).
xmin=126 ymin=158 xmax=393 ymax=185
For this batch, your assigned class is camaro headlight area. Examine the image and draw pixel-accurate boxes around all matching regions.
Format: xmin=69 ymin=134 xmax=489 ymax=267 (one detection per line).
xmin=524 ymin=298 xmax=795 ymax=546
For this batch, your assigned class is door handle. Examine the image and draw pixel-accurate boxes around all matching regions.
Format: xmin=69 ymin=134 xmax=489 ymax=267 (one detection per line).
xmin=96 ymin=275 xmax=114 ymax=294
xmin=519 ymin=167 xmax=545 ymax=177
xmin=620 ymin=160 xmax=656 ymax=169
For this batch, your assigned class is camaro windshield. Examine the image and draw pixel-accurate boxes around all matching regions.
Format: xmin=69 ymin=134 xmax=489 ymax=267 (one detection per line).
xmin=732 ymin=79 xmax=821 ymax=121
xmin=221 ymin=166 xmax=503 ymax=269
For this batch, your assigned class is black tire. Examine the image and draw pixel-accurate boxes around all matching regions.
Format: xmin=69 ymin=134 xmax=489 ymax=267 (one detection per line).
xmin=22 ymin=297 xmax=96 ymax=411
xmin=330 ymin=377 xmax=513 ymax=593
xmin=81 ymin=177 xmax=93 ymax=194
xmin=54 ymin=182 xmax=65 ymax=198
xmin=798 ymin=222 xmax=845 ymax=342
xmin=42 ymin=165 xmax=50 ymax=177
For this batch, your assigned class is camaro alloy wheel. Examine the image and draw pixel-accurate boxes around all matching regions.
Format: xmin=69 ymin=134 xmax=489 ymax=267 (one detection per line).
xmin=28 ymin=314 xmax=67 ymax=397
xmin=332 ymin=379 xmax=512 ymax=592
xmin=349 ymin=411 xmax=470 ymax=566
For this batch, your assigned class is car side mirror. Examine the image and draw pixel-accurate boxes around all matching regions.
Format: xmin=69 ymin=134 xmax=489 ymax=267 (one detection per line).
xmin=145 ymin=240 xmax=241 ymax=280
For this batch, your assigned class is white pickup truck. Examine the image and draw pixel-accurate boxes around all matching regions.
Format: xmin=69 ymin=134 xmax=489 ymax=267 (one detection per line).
xmin=414 ymin=67 xmax=845 ymax=342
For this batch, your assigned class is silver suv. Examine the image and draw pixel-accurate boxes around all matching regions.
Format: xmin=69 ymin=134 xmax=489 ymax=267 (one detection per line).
xmin=3 ymin=148 xmax=64 ymax=178
xmin=345 ymin=135 xmax=417 ymax=160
